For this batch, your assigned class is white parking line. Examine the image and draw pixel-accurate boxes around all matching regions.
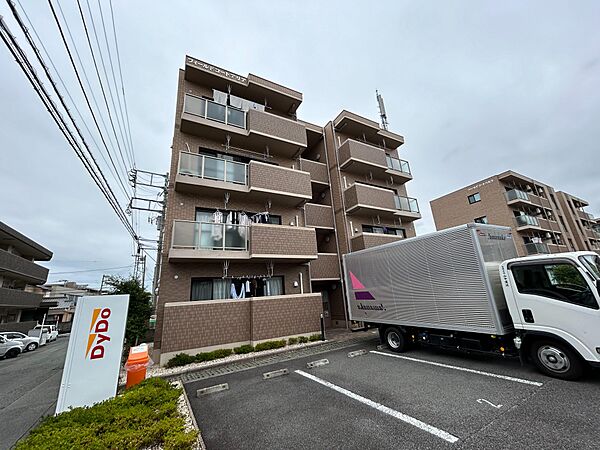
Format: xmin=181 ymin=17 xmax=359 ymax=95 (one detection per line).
xmin=295 ymin=369 xmax=459 ymax=444
xmin=370 ymin=351 xmax=543 ymax=387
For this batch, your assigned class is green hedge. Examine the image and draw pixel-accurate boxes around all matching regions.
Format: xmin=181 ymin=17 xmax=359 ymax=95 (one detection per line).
xmin=16 ymin=378 xmax=197 ymax=450
xmin=166 ymin=336 xmax=323 ymax=368
xmin=254 ymin=340 xmax=286 ymax=352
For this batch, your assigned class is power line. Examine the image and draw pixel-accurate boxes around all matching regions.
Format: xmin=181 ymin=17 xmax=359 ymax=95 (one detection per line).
xmin=97 ymin=0 xmax=135 ymax=169
xmin=48 ymin=265 xmax=133 ymax=275
xmin=0 ymin=14 xmax=138 ymax=242
xmin=108 ymin=0 xmax=135 ymax=169
xmin=75 ymin=0 xmax=132 ymax=173
xmin=10 ymin=0 xmax=130 ymax=201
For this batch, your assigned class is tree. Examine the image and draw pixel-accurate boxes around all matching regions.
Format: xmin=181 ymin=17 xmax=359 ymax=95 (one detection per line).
xmin=106 ymin=276 xmax=152 ymax=346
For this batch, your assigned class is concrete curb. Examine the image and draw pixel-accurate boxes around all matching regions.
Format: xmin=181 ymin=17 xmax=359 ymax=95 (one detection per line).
xmin=175 ymin=380 xmax=207 ymax=450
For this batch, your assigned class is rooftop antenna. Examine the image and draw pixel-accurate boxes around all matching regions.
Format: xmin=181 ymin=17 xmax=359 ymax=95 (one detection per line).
xmin=376 ymin=90 xmax=389 ymax=131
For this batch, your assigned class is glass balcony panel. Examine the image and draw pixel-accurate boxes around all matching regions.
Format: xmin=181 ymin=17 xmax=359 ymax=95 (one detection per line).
xmin=225 ymin=161 xmax=246 ymax=184
xmin=408 ymin=198 xmax=419 ymax=213
xmin=206 ymin=101 xmax=226 ymax=123
xmin=394 ymin=195 xmax=419 ymax=213
xmin=224 ymin=225 xmax=248 ymax=250
xmin=506 ymin=189 xmax=529 ymax=202
xmin=227 ymin=107 xmax=245 ymax=128
xmin=203 ymin=156 xmax=226 ymax=181
xmin=172 ymin=221 xmax=198 ymax=247
xmin=516 ymin=215 xmax=539 ymax=227
xmin=184 ymin=96 xmax=205 ymax=116
xmin=179 ymin=152 xmax=202 ymax=177
xmin=199 ymin=223 xmax=223 ymax=249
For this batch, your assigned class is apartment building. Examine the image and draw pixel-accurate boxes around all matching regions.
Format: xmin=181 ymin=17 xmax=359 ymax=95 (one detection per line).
xmin=556 ymin=192 xmax=600 ymax=252
xmin=430 ymin=170 xmax=598 ymax=256
xmin=0 ymin=221 xmax=53 ymax=333
xmin=154 ymin=56 xmax=419 ymax=364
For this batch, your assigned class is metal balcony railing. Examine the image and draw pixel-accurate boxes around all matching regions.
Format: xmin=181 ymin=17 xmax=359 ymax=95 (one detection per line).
xmin=515 ymin=214 xmax=539 ymax=227
xmin=505 ymin=189 xmax=529 ymax=202
xmin=183 ymin=94 xmax=246 ymax=129
xmin=178 ymin=152 xmax=248 ymax=185
xmin=525 ymin=242 xmax=549 ymax=255
xmin=386 ymin=155 xmax=411 ymax=174
xmin=172 ymin=221 xmax=248 ymax=251
xmin=394 ymin=195 xmax=420 ymax=213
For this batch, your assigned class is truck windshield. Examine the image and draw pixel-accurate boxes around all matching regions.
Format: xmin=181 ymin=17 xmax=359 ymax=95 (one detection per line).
xmin=580 ymin=255 xmax=600 ymax=280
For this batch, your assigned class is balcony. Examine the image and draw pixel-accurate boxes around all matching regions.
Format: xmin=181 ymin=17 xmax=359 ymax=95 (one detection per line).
xmin=514 ymin=214 xmax=541 ymax=231
xmin=305 ymin=203 xmax=334 ymax=229
xmin=584 ymin=228 xmax=599 ymax=240
xmin=577 ymin=210 xmax=593 ymax=221
xmin=350 ymin=232 xmax=404 ymax=251
xmin=169 ymin=222 xmax=317 ymax=262
xmin=338 ymin=139 xmax=412 ymax=184
xmin=394 ymin=195 xmax=421 ymax=221
xmin=524 ymin=243 xmax=549 ymax=255
xmin=547 ymin=243 xmax=569 ymax=254
xmin=333 ymin=110 xmax=404 ymax=148
xmin=175 ymin=152 xmax=311 ymax=205
xmin=0 ymin=287 xmax=42 ymax=308
xmin=310 ymin=253 xmax=340 ymax=280
xmin=299 ymin=159 xmax=328 ymax=185
xmin=180 ymin=94 xmax=306 ymax=157
xmin=0 ymin=249 xmax=48 ymax=284
xmin=505 ymin=189 xmax=551 ymax=209
xmin=344 ymin=184 xmax=421 ymax=221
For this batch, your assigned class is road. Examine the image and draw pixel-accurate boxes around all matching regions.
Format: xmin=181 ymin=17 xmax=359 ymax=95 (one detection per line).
xmin=185 ymin=338 xmax=600 ymax=449
xmin=0 ymin=336 xmax=68 ymax=450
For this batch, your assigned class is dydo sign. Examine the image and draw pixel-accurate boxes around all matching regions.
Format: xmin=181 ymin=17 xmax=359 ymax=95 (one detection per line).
xmin=56 ymin=295 xmax=129 ymax=414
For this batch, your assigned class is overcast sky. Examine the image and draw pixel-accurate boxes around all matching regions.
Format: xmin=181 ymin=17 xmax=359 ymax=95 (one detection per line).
xmin=1 ymin=1 xmax=599 ymax=288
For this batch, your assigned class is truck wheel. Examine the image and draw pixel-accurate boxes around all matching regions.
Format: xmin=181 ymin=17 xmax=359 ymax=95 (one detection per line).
xmin=6 ymin=348 xmax=20 ymax=358
xmin=384 ymin=327 xmax=407 ymax=352
xmin=530 ymin=340 xmax=584 ymax=381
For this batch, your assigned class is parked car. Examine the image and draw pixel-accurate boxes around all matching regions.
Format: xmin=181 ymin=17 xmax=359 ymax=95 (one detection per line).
xmin=0 ymin=332 xmax=40 ymax=352
xmin=33 ymin=324 xmax=58 ymax=342
xmin=0 ymin=335 xmax=24 ymax=358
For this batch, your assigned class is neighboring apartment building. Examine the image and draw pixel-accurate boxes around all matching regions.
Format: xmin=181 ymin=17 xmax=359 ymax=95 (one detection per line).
xmin=556 ymin=192 xmax=600 ymax=253
xmin=154 ymin=56 xmax=420 ymax=364
xmin=42 ymin=281 xmax=101 ymax=332
xmin=0 ymin=221 xmax=53 ymax=333
xmin=430 ymin=170 xmax=597 ymax=256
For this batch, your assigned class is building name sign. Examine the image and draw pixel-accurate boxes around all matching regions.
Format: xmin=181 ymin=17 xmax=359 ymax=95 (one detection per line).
xmin=467 ymin=178 xmax=495 ymax=191
xmin=186 ymin=57 xmax=247 ymax=84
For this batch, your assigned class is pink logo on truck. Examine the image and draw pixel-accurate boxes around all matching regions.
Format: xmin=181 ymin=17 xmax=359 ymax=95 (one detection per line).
xmin=349 ymin=272 xmax=375 ymax=300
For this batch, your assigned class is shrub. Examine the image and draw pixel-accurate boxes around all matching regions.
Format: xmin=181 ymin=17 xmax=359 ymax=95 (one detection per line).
xmin=16 ymin=378 xmax=197 ymax=450
xmin=195 ymin=348 xmax=233 ymax=362
xmin=298 ymin=336 xmax=309 ymax=344
xmin=254 ymin=340 xmax=286 ymax=352
xmin=309 ymin=334 xmax=322 ymax=342
xmin=234 ymin=344 xmax=254 ymax=354
xmin=166 ymin=353 xmax=196 ymax=368
xmin=287 ymin=337 xmax=299 ymax=345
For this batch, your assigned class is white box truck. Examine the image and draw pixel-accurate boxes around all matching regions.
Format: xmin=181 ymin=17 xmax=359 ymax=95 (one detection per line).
xmin=343 ymin=223 xmax=600 ymax=380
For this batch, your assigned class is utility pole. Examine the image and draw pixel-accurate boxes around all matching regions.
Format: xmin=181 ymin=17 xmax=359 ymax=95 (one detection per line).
xmin=129 ymin=168 xmax=168 ymax=306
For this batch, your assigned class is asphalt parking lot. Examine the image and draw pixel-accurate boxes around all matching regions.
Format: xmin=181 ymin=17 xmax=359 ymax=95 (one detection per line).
xmin=0 ymin=336 xmax=69 ymax=450
xmin=185 ymin=338 xmax=600 ymax=449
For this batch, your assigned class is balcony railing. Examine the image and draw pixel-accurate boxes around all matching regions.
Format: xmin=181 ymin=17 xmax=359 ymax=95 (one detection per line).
xmin=183 ymin=94 xmax=246 ymax=129
xmin=525 ymin=243 xmax=549 ymax=255
xmin=505 ymin=189 xmax=529 ymax=202
xmin=386 ymin=155 xmax=411 ymax=175
xmin=178 ymin=152 xmax=248 ymax=185
xmin=394 ymin=195 xmax=420 ymax=213
xmin=515 ymin=214 xmax=539 ymax=227
xmin=172 ymin=221 xmax=248 ymax=251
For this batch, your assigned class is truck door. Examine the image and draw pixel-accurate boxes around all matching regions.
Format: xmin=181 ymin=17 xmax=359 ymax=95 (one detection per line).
xmin=508 ymin=259 xmax=600 ymax=362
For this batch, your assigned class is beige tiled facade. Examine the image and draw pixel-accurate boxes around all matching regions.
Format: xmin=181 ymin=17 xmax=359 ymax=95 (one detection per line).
xmin=430 ymin=170 xmax=598 ymax=256
xmin=154 ymin=56 xmax=420 ymax=362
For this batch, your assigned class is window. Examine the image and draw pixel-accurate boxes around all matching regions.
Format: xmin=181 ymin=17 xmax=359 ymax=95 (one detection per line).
xmin=467 ymin=192 xmax=481 ymax=204
xmin=362 ymin=225 xmax=406 ymax=237
xmin=474 ymin=216 xmax=488 ymax=224
xmin=580 ymin=254 xmax=600 ymax=279
xmin=191 ymin=276 xmax=284 ymax=300
xmin=511 ymin=262 xmax=598 ymax=309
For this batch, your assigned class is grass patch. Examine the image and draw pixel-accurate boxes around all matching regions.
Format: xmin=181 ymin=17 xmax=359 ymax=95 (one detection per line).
xmin=309 ymin=333 xmax=322 ymax=342
xmin=298 ymin=336 xmax=309 ymax=344
xmin=16 ymin=378 xmax=197 ymax=450
xmin=287 ymin=337 xmax=299 ymax=345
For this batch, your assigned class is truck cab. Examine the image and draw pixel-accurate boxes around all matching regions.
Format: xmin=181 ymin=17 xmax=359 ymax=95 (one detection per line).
xmin=500 ymin=251 xmax=600 ymax=379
